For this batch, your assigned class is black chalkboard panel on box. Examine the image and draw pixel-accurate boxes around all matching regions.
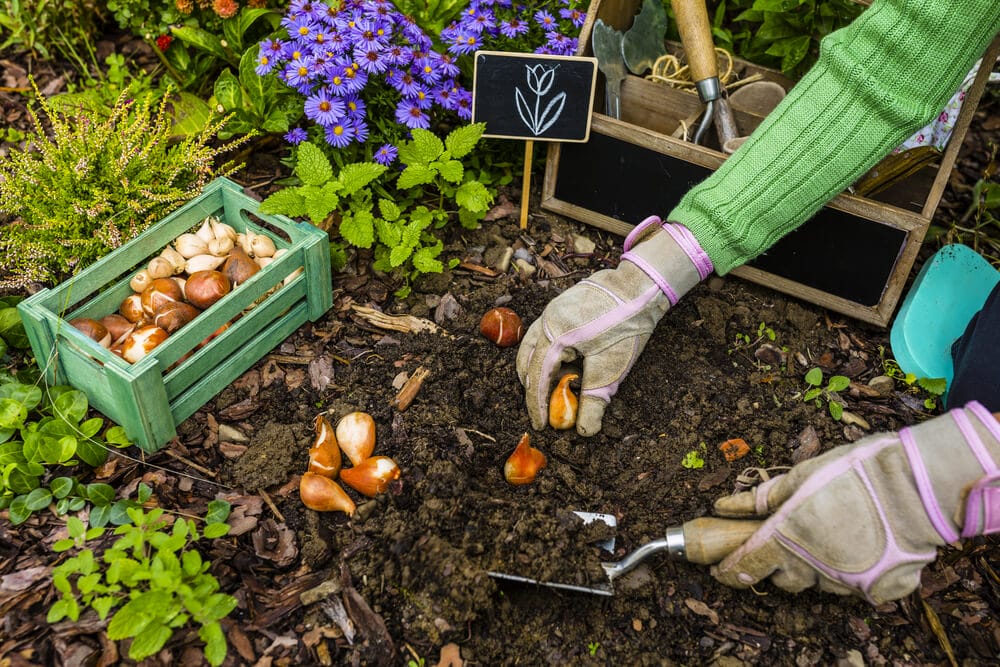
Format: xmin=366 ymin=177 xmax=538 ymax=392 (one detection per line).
xmin=553 ymin=132 xmax=907 ymax=308
xmin=472 ymin=51 xmax=598 ymax=142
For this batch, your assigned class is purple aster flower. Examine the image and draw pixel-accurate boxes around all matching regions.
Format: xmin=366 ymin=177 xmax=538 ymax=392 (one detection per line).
xmin=383 ymin=44 xmax=412 ymax=67
xmin=389 ymin=70 xmax=420 ymax=97
xmin=499 ymin=17 xmax=529 ymax=38
xmin=289 ymin=0 xmax=321 ymax=19
xmin=410 ymin=85 xmax=434 ymax=109
xmin=326 ymin=69 xmax=351 ymax=95
xmin=355 ymin=45 xmax=389 ymax=74
xmin=343 ymin=95 xmax=367 ymax=119
xmin=324 ymin=122 xmax=354 ymax=148
xmin=351 ymin=119 xmax=369 ymax=143
xmin=431 ymin=52 xmax=460 ymax=78
xmin=433 ymin=83 xmax=459 ymax=111
xmin=255 ymin=50 xmax=277 ymax=76
xmin=395 ymin=100 xmax=430 ymax=129
xmin=545 ymin=32 xmax=577 ymax=55
xmin=534 ymin=10 xmax=557 ymax=30
xmin=286 ymin=15 xmax=318 ymax=41
xmin=284 ymin=127 xmax=308 ymax=145
xmin=283 ymin=58 xmax=314 ymax=90
xmin=351 ymin=18 xmax=388 ymax=49
xmin=340 ymin=63 xmax=368 ymax=94
xmin=260 ymin=39 xmax=284 ymax=58
xmin=373 ymin=143 xmax=398 ymax=165
xmin=448 ymin=31 xmax=481 ymax=56
xmin=560 ymin=7 xmax=586 ymax=28
xmin=414 ymin=59 xmax=442 ymax=85
xmin=454 ymin=89 xmax=473 ymax=120
xmin=304 ymin=90 xmax=346 ymax=126
xmin=464 ymin=7 xmax=496 ymax=34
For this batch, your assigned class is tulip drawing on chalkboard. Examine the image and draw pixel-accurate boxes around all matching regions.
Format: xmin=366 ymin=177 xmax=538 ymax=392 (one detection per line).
xmin=515 ymin=64 xmax=566 ymax=136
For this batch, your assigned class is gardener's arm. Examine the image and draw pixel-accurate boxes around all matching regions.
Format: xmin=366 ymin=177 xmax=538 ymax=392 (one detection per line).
xmin=518 ymin=0 xmax=1000 ymax=435
xmin=707 ymin=403 xmax=1000 ymax=603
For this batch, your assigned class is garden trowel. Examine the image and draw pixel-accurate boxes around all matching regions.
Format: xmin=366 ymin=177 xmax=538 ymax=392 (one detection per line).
xmin=622 ymin=0 xmax=669 ymax=75
xmin=592 ymin=19 xmax=626 ymax=119
xmin=488 ymin=513 xmax=761 ymax=596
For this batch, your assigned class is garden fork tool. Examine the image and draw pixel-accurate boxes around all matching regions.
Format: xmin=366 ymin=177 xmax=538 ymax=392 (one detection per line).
xmin=671 ymin=0 xmax=740 ymax=146
xmin=488 ymin=513 xmax=761 ymax=596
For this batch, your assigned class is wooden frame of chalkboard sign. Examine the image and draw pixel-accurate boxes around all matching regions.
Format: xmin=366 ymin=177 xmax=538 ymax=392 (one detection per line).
xmin=472 ymin=50 xmax=599 ymax=142
xmin=541 ymin=0 xmax=1000 ymax=327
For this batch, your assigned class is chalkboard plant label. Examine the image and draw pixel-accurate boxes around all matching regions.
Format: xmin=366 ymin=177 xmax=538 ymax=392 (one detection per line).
xmin=472 ymin=51 xmax=598 ymax=142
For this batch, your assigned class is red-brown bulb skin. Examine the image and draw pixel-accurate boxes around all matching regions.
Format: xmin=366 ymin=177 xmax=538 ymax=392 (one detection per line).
xmin=479 ymin=307 xmax=524 ymax=347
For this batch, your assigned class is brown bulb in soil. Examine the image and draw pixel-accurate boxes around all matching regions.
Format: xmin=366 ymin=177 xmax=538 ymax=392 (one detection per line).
xmin=299 ymin=472 xmax=356 ymax=514
xmin=308 ymin=414 xmax=342 ymax=478
xmin=504 ymin=432 xmax=547 ymax=485
xmin=339 ymin=456 xmax=400 ymax=497
xmin=335 ymin=411 xmax=376 ymax=467
xmin=548 ymin=373 xmax=579 ymax=430
xmin=479 ymin=307 xmax=524 ymax=347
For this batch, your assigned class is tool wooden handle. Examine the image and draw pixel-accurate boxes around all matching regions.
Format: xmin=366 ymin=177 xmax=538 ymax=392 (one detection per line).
xmin=681 ymin=517 xmax=762 ymax=564
xmin=670 ymin=0 xmax=718 ymax=82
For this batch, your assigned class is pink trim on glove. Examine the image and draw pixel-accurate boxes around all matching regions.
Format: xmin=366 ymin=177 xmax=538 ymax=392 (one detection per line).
xmin=662 ymin=223 xmax=714 ymax=280
xmin=620 ymin=251 xmax=681 ymax=305
xmin=900 ymin=425 xmax=960 ymax=544
xmin=621 ymin=217 xmax=714 ymax=305
xmin=961 ymin=472 xmax=1000 ymax=537
xmin=623 ymin=215 xmax=664 ymax=251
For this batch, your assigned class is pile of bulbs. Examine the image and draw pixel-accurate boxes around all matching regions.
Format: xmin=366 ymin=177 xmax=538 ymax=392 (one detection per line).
xmin=300 ymin=411 xmax=401 ymax=516
xmin=69 ymin=216 xmax=297 ymax=364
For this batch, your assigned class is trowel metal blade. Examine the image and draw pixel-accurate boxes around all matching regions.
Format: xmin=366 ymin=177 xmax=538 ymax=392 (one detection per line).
xmin=621 ymin=0 xmax=668 ymax=75
xmin=487 ymin=511 xmax=617 ymax=596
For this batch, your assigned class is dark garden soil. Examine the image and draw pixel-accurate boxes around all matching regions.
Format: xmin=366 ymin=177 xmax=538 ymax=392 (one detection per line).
xmin=1 ymin=44 xmax=999 ymax=667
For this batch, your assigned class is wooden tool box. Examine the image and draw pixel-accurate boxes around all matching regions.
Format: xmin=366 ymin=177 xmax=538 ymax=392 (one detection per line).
xmin=542 ymin=0 xmax=1000 ymax=326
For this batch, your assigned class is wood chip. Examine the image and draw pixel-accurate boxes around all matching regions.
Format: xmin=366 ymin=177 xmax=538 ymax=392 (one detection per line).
xmin=921 ymin=598 xmax=958 ymax=667
xmin=433 ymin=643 xmax=463 ymax=667
xmin=350 ymin=304 xmax=443 ymax=335
xmin=685 ymin=598 xmax=719 ymax=624
xmin=391 ymin=365 xmax=430 ymax=411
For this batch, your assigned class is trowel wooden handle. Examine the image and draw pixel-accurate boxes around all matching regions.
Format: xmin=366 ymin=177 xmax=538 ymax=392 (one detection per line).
xmin=681 ymin=517 xmax=762 ymax=564
xmin=670 ymin=0 xmax=718 ymax=83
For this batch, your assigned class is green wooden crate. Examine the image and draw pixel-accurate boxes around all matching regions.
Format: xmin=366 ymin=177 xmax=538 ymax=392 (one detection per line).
xmin=17 ymin=177 xmax=332 ymax=452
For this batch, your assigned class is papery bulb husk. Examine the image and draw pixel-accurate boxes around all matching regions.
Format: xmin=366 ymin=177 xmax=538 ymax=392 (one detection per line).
xmin=504 ymin=432 xmax=547 ymax=486
xmin=548 ymin=373 xmax=579 ymax=430
xmin=153 ymin=301 xmax=200 ymax=334
xmin=184 ymin=253 xmax=226 ymax=274
xmin=174 ymin=233 xmax=209 ymax=258
xmin=69 ymin=318 xmax=111 ymax=348
xmin=335 ymin=411 xmax=376 ymax=466
xmin=250 ymin=234 xmax=276 ymax=258
xmin=195 ymin=217 xmax=216 ymax=243
xmin=339 ymin=456 xmax=400 ymax=497
xmin=160 ymin=246 xmax=187 ymax=274
xmin=146 ymin=256 xmax=175 ymax=280
xmin=223 ymin=246 xmax=260 ymax=287
xmin=210 ymin=220 xmax=237 ymax=242
xmin=140 ymin=278 xmax=183 ymax=317
xmin=208 ymin=236 xmax=235 ymax=257
xmin=129 ymin=269 xmax=153 ymax=294
xmin=121 ymin=325 xmax=169 ymax=363
xmin=300 ymin=472 xmax=356 ymax=514
xmin=309 ymin=414 xmax=342 ymax=477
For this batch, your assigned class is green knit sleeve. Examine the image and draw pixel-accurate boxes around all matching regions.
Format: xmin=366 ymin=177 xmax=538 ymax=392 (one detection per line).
xmin=668 ymin=0 xmax=1000 ymax=275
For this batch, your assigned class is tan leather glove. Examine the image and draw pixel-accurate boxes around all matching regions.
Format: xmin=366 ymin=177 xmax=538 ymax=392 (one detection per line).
xmin=711 ymin=402 xmax=1000 ymax=604
xmin=516 ymin=217 xmax=712 ymax=436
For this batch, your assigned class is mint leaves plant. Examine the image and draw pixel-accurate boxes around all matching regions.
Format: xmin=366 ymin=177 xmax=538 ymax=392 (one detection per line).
xmin=49 ymin=504 xmax=236 ymax=666
xmin=803 ymin=367 xmax=850 ymax=420
xmin=260 ymin=123 xmax=493 ymax=297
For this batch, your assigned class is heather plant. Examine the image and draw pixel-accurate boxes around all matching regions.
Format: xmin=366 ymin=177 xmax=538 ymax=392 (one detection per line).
xmin=257 ymin=0 xmax=472 ymax=151
xmin=440 ymin=0 xmax=587 ymax=56
xmin=0 ymin=83 xmax=251 ymax=290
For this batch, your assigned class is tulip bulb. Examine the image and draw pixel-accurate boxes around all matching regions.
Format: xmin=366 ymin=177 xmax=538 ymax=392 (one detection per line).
xmin=340 ymin=456 xmax=400 ymax=497
xmin=159 ymin=246 xmax=187 ymax=274
xmin=504 ymin=433 xmax=547 ymax=486
xmin=184 ymin=270 xmax=231 ymax=310
xmin=195 ymin=217 xmax=216 ymax=243
xmin=121 ymin=325 xmax=169 ymax=363
xmin=250 ymin=233 xmax=276 ymax=258
xmin=119 ymin=294 xmax=145 ymax=323
xmin=153 ymin=301 xmax=200 ymax=334
xmin=146 ymin=256 xmax=174 ymax=280
xmin=184 ymin=253 xmax=226 ymax=274
xmin=479 ymin=307 xmax=524 ymax=347
xmin=300 ymin=472 xmax=356 ymax=514
xmin=335 ymin=411 xmax=376 ymax=466
xmin=100 ymin=314 xmax=134 ymax=344
xmin=548 ymin=373 xmax=579 ymax=430
xmin=174 ymin=233 xmax=209 ymax=258
xmin=140 ymin=278 xmax=183 ymax=317
xmin=210 ymin=219 xmax=237 ymax=242
xmin=309 ymin=414 xmax=342 ymax=478
xmin=237 ymin=230 xmax=255 ymax=255
xmin=222 ymin=246 xmax=260 ymax=287
xmin=208 ymin=236 xmax=234 ymax=257
xmin=129 ymin=269 xmax=153 ymax=294
xmin=70 ymin=318 xmax=111 ymax=348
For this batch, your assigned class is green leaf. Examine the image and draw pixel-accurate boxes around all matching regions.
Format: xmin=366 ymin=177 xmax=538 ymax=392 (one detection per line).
xmin=455 ymin=181 xmax=492 ymax=213
xmin=804 ymin=367 xmax=823 ymax=386
xmin=53 ymin=390 xmax=88 ymax=424
xmin=0 ymin=308 xmax=29 ymax=348
xmin=67 ymin=515 xmax=86 ymax=538
xmin=378 ymin=198 xmax=401 ymax=222
xmin=444 ymin=122 xmax=485 ymax=159
xmin=199 ymin=593 xmax=238 ymax=622
xmin=340 ymin=210 xmax=376 ymax=249
xmin=170 ymin=91 xmax=212 ymax=140
xmin=917 ymin=377 xmax=947 ymax=395
xmin=0 ymin=382 xmax=42 ymax=410
xmin=137 ymin=483 xmax=152 ymax=504
xmin=408 ymin=128 xmax=445 ymax=163
xmin=171 ymin=25 xmax=227 ymax=61
xmin=438 ymin=159 xmax=464 ymax=184
xmin=204 ymin=499 xmax=232 ymax=525
xmin=86 ymin=483 xmax=116 ymax=506
xmin=50 ymin=476 xmax=75 ymax=499
xmin=397 ymin=164 xmax=436 ymax=189
xmin=127 ymin=621 xmax=173 ymax=661
xmin=337 ymin=162 xmax=387 ymax=195
xmin=411 ymin=245 xmax=444 ymax=274
xmin=305 ymin=182 xmax=342 ymax=225
xmin=239 ymin=47 xmax=267 ymax=113
xmin=108 ymin=591 xmax=170 ymax=640
xmin=104 ymin=426 xmax=131 ymax=447
xmin=803 ymin=388 xmax=822 ymax=402
xmin=200 ymin=621 xmax=229 ymax=667
xmin=829 ymin=401 xmax=844 ymax=421
xmin=24 ymin=487 xmax=51 ymax=511
xmin=827 ymin=375 xmax=850 ymax=393
xmin=76 ymin=436 xmax=108 ymax=467
xmin=8 ymin=495 xmax=31 ymax=524
xmin=213 ymin=68 xmax=243 ymax=113
xmin=92 ymin=596 xmax=119 ymax=621
xmin=47 ymin=597 xmax=79 ymax=623
xmin=259 ymin=188 xmax=309 ymax=218
xmin=389 ymin=244 xmax=413 ymax=268
xmin=373 ymin=218 xmax=401 ymax=247
xmin=296 ymin=142 xmax=334 ymax=186
xmin=79 ymin=417 xmax=103 ymax=438
xmin=202 ymin=523 xmax=230 ymax=539
xmin=0 ymin=398 xmax=26 ymax=429
xmin=0 ymin=441 xmax=24 ymax=465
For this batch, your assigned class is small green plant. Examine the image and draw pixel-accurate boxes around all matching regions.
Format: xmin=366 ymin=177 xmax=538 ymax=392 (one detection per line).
xmin=260 ymin=124 xmax=494 ymax=297
xmin=681 ymin=442 xmax=707 ymax=469
xmin=49 ymin=503 xmax=235 ymax=665
xmin=730 ymin=320 xmax=777 ymax=352
xmin=213 ymin=45 xmax=301 ymax=138
xmin=0 ymin=81 xmax=250 ymax=290
xmin=803 ymin=367 xmax=850 ymax=420
xmin=0 ymin=0 xmax=104 ymax=60
xmin=879 ymin=346 xmax=946 ymax=410
xmin=588 ymin=641 xmax=600 ymax=656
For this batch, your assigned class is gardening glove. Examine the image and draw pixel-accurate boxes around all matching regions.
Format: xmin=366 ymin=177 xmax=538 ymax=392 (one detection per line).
xmin=711 ymin=402 xmax=1000 ymax=604
xmin=516 ymin=216 xmax=713 ymax=436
